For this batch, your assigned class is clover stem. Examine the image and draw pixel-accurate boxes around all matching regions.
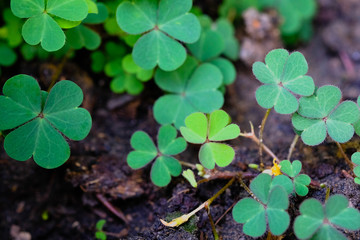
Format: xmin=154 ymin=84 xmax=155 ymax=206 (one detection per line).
xmin=325 ymin=186 xmax=331 ymax=201
xmin=335 ymin=141 xmax=354 ymax=171
xmin=287 ymin=134 xmax=299 ymax=160
xmin=179 ymin=161 xmax=196 ymax=169
xmin=240 ymin=122 xmax=279 ymax=163
xmin=238 ymin=174 xmax=261 ymax=204
xmin=205 ymin=207 xmax=219 ymax=240
xmin=259 ymin=109 xmax=271 ymax=170
xmin=160 ymin=178 xmax=235 ymax=228
xmin=47 ymin=48 xmax=74 ymax=92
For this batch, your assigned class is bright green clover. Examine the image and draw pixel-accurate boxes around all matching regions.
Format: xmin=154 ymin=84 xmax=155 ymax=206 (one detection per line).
xmin=294 ymin=194 xmax=360 ymax=240
xmin=351 ymin=152 xmax=360 ymax=185
xmin=292 ymin=85 xmax=360 ymax=146
xmin=127 ymin=125 xmax=187 ymax=187
xmin=232 ymin=173 xmax=290 ymax=237
xmin=0 ymin=74 xmax=92 ymax=169
xmin=11 ymin=0 xmax=89 ymax=52
xmin=116 ymin=0 xmax=201 ymax=71
xmin=109 ymin=54 xmax=154 ymax=95
xmin=95 ymin=219 xmax=107 ymax=240
xmin=279 ymin=160 xmax=311 ymax=196
xmin=180 ymin=110 xmax=240 ymax=169
xmin=253 ymin=48 xmax=315 ymax=114
xmin=154 ymin=57 xmax=224 ymax=128
xmin=182 ymin=169 xmax=197 ymax=188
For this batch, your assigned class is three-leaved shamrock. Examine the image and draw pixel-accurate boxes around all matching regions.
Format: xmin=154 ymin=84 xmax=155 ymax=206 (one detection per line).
xmin=0 ymin=74 xmax=92 ymax=168
xmin=279 ymin=160 xmax=311 ymax=196
xmin=127 ymin=125 xmax=187 ymax=187
xmin=292 ymin=85 xmax=360 ymax=146
xmin=253 ymin=48 xmax=315 ymax=114
xmin=116 ymin=0 xmax=201 ymax=71
xmin=294 ymin=194 xmax=360 ymax=240
xmin=11 ymin=0 xmax=89 ymax=51
xmin=180 ymin=110 xmax=240 ymax=169
xmin=232 ymin=173 xmax=290 ymax=237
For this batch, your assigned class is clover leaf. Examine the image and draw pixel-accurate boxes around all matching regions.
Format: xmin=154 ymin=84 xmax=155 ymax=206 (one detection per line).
xmin=154 ymin=56 xmax=224 ymax=128
xmin=292 ymin=85 xmax=360 ymax=146
xmin=253 ymin=48 xmax=315 ymax=114
xmin=66 ymin=24 xmax=101 ymax=50
xmin=180 ymin=110 xmax=240 ymax=169
xmin=116 ymin=0 xmax=201 ymax=71
xmin=127 ymin=125 xmax=186 ymax=187
xmin=354 ymin=95 xmax=360 ymax=136
xmin=0 ymin=74 xmax=92 ymax=169
xmin=11 ymin=0 xmax=89 ymax=52
xmin=279 ymin=160 xmax=311 ymax=196
xmin=232 ymin=173 xmax=290 ymax=237
xmin=294 ymin=194 xmax=360 ymax=240
xmin=351 ymin=152 xmax=360 ymax=185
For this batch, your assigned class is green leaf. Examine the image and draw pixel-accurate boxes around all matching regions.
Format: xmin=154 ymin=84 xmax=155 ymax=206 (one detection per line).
xmin=96 ymin=219 xmax=106 ymax=230
xmin=271 ymin=175 xmax=293 ymax=194
xmin=11 ymin=0 xmax=44 ymax=18
xmin=250 ymin=173 xmax=271 ymax=204
xmin=292 ymin=113 xmax=327 ymax=146
xmin=132 ymin=30 xmax=187 ymax=71
xmin=232 ymin=198 xmax=266 ymax=237
xmin=352 ymin=152 xmax=360 ymax=165
xmin=199 ymin=142 xmax=235 ymax=169
xmin=127 ymin=131 xmax=157 ymax=169
xmin=182 ymin=169 xmax=197 ymax=188
xmin=84 ymin=3 xmax=108 ymax=24
xmin=154 ymin=61 xmax=223 ymax=128
xmin=151 ymin=156 xmax=182 ymax=187
xmin=95 ymin=231 xmax=107 ymax=240
xmin=215 ymin=18 xmax=239 ymax=60
xmin=22 ymin=13 xmax=65 ymax=52
xmin=253 ymin=49 xmax=314 ymax=114
xmin=110 ymin=74 xmax=144 ymax=95
xmin=209 ymin=58 xmax=236 ymax=85
xmin=46 ymin=0 xmax=88 ymax=21
xmin=294 ymin=174 xmax=311 ymax=196
xmin=266 ymin=186 xmax=290 ymax=235
xmin=66 ymin=25 xmax=101 ymax=50
xmin=157 ymin=125 xmax=187 ymax=155
xmin=279 ymin=160 xmax=302 ymax=177
xmin=187 ymin=29 xmax=225 ymax=61
xmin=0 ymin=43 xmax=17 ymax=66
xmin=326 ymin=195 xmax=360 ymax=230
xmin=208 ymin=110 xmax=240 ymax=141
xmin=180 ymin=112 xmax=208 ymax=144
xmin=311 ymin=224 xmax=347 ymax=240
xmin=298 ymin=85 xmax=341 ymax=119
xmin=116 ymin=0 xmax=157 ymax=35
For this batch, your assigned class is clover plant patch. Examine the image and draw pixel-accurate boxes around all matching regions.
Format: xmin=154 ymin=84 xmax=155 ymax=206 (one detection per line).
xmin=0 ymin=74 xmax=92 ymax=168
xmin=294 ymin=194 xmax=360 ymax=240
xmin=180 ymin=110 xmax=240 ymax=169
xmin=292 ymin=85 xmax=360 ymax=145
xmin=116 ymin=0 xmax=201 ymax=71
xmin=279 ymin=160 xmax=311 ymax=196
xmin=127 ymin=125 xmax=187 ymax=187
xmin=253 ymin=48 xmax=315 ymax=114
xmin=232 ymin=173 xmax=290 ymax=237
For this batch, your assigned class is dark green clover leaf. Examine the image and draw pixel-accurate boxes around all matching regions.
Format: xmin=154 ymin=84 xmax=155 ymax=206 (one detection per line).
xmin=294 ymin=194 xmax=360 ymax=240
xmin=11 ymin=0 xmax=89 ymax=51
xmin=127 ymin=125 xmax=186 ymax=187
xmin=351 ymin=152 xmax=360 ymax=185
xmin=354 ymin=95 xmax=360 ymax=136
xmin=180 ymin=110 xmax=240 ymax=169
xmin=253 ymin=48 xmax=315 ymax=114
xmin=292 ymin=85 xmax=360 ymax=146
xmin=232 ymin=173 xmax=290 ymax=237
xmin=154 ymin=57 xmax=224 ymax=128
xmin=116 ymin=0 xmax=201 ymax=71
xmin=0 ymin=43 xmax=17 ymax=75
xmin=66 ymin=24 xmax=101 ymax=50
xmin=279 ymin=160 xmax=311 ymax=196
xmin=0 ymin=74 xmax=92 ymax=169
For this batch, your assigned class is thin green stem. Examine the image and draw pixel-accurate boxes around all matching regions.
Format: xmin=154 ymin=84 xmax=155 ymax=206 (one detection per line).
xmin=179 ymin=161 xmax=196 ymax=169
xmin=325 ymin=187 xmax=330 ymax=201
xmin=287 ymin=134 xmax=299 ymax=160
xmin=335 ymin=142 xmax=354 ymax=170
xmin=205 ymin=207 xmax=219 ymax=240
xmin=259 ymin=109 xmax=272 ymax=170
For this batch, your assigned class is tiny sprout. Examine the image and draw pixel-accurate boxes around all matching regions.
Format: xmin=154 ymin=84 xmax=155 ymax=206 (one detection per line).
xmin=248 ymin=163 xmax=259 ymax=170
xmin=182 ymin=169 xmax=197 ymax=188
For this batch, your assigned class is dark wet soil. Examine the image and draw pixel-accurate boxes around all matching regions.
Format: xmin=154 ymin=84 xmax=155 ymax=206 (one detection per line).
xmin=2 ymin=0 xmax=360 ymax=239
